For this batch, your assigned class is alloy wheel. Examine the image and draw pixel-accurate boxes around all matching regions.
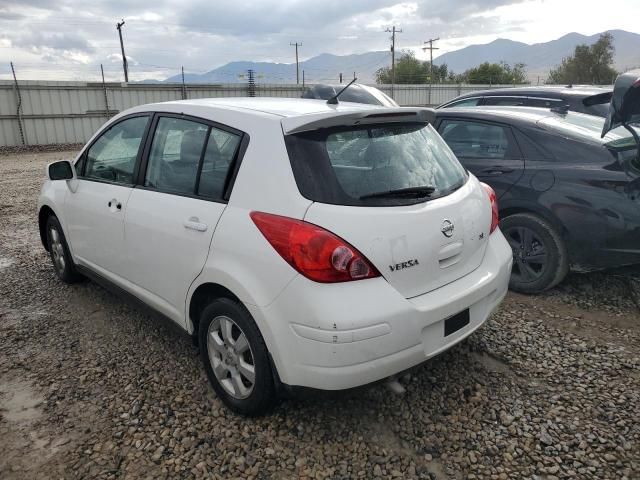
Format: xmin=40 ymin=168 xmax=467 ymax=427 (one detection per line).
xmin=207 ymin=315 xmax=256 ymax=399
xmin=504 ymin=226 xmax=548 ymax=283
xmin=49 ymin=227 xmax=66 ymax=274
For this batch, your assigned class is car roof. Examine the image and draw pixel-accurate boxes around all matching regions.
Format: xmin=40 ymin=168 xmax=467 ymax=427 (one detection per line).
xmin=437 ymin=105 xmax=562 ymax=122
xmin=453 ymin=85 xmax=612 ymax=99
xmin=135 ymin=97 xmax=384 ymax=119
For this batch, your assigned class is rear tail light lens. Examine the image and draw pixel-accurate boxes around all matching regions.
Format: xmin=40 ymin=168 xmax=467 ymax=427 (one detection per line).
xmin=481 ymin=183 xmax=499 ymax=234
xmin=250 ymin=212 xmax=381 ymax=283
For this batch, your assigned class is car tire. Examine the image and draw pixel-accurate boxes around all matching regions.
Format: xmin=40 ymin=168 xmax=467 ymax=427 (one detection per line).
xmin=198 ymin=298 xmax=275 ymax=416
xmin=500 ymin=213 xmax=568 ymax=294
xmin=45 ymin=215 xmax=83 ymax=283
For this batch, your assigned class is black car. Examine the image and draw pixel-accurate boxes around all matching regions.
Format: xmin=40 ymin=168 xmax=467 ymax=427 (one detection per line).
xmin=302 ymin=83 xmax=399 ymax=107
xmin=438 ymin=86 xmax=612 ymax=117
xmin=433 ymin=106 xmax=640 ymax=293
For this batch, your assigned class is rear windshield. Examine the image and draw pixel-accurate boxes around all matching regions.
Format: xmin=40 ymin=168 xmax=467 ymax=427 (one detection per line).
xmin=584 ymin=102 xmax=610 ymax=117
xmin=285 ymin=123 xmax=468 ymax=206
xmin=538 ymin=113 xmax=630 ymax=144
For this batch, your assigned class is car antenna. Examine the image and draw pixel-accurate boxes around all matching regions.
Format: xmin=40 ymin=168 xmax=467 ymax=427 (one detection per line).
xmin=327 ymin=77 xmax=358 ymax=105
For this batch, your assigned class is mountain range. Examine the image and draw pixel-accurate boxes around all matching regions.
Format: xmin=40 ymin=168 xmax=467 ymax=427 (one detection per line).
xmin=164 ymin=29 xmax=640 ymax=84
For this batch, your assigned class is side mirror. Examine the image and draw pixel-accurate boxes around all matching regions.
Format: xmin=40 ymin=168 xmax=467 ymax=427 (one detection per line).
xmin=602 ymin=69 xmax=640 ymax=137
xmin=47 ymin=160 xmax=74 ymax=181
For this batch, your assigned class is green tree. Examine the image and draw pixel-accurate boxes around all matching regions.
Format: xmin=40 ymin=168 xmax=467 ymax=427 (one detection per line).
xmin=463 ymin=62 xmax=528 ymax=84
xmin=547 ymin=33 xmax=617 ymax=84
xmin=375 ymin=51 xmax=431 ymax=84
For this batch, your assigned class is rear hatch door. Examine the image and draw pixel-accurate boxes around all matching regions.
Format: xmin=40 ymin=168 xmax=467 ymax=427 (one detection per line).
xmin=285 ymin=119 xmax=492 ymax=298
xmin=305 ymin=179 xmax=491 ymax=298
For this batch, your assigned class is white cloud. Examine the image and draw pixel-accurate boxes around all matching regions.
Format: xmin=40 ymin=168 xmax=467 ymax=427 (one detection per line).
xmin=0 ymin=0 xmax=637 ymax=81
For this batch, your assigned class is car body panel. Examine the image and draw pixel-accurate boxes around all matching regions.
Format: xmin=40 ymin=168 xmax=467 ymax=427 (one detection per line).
xmin=435 ymin=106 xmax=640 ymax=272
xmin=303 ymin=175 xmax=492 ymax=298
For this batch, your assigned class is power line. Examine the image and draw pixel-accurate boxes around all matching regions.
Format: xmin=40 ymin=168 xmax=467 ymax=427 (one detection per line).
xmin=422 ymin=37 xmax=440 ymax=80
xmin=385 ymin=26 xmax=402 ymax=99
xmin=116 ymin=19 xmax=128 ymax=82
xmin=289 ymin=42 xmax=302 ymax=85
xmin=422 ymin=37 xmax=440 ymax=104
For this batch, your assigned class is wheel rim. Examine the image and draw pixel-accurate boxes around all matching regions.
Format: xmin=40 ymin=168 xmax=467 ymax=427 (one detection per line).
xmin=503 ymin=225 xmax=549 ymax=284
xmin=207 ymin=315 xmax=255 ymax=399
xmin=49 ymin=227 xmax=66 ymax=274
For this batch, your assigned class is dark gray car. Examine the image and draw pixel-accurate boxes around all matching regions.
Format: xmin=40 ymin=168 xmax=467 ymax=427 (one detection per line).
xmin=438 ymin=86 xmax=612 ymax=117
xmin=433 ymin=106 xmax=640 ymax=293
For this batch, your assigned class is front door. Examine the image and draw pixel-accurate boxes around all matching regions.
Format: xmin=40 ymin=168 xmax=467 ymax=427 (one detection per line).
xmin=122 ymin=115 xmax=243 ymax=323
xmin=437 ymin=118 xmax=524 ymax=198
xmin=65 ymin=115 xmax=150 ymax=280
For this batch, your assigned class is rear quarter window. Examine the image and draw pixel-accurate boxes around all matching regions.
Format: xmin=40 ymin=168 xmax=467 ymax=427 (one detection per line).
xmin=285 ymin=123 xmax=468 ymax=207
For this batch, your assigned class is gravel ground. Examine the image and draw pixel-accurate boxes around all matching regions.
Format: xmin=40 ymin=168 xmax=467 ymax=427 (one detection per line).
xmin=1 ymin=150 xmax=639 ymax=480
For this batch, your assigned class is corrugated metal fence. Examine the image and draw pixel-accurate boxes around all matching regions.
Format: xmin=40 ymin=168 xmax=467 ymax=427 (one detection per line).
xmin=0 ymin=81 xmax=516 ymax=147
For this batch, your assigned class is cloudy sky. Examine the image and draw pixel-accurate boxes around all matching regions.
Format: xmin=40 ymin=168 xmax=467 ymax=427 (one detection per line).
xmin=0 ymin=0 xmax=638 ymax=81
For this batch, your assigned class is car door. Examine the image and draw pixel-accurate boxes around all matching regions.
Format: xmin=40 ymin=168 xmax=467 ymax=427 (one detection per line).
xmin=122 ymin=115 xmax=244 ymax=323
xmin=437 ymin=118 xmax=524 ymax=198
xmin=65 ymin=114 xmax=150 ymax=281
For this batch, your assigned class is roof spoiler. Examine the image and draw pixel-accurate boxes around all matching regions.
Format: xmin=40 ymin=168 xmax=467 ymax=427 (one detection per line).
xmin=282 ymin=108 xmax=436 ymax=134
xmin=583 ymin=91 xmax=613 ymax=107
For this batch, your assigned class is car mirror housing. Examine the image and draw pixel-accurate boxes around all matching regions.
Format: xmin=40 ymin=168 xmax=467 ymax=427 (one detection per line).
xmin=47 ymin=160 xmax=75 ymax=181
xmin=602 ymin=69 xmax=640 ymax=137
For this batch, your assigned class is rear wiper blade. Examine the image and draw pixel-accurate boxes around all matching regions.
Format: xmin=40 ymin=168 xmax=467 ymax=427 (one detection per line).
xmin=360 ymin=185 xmax=436 ymax=200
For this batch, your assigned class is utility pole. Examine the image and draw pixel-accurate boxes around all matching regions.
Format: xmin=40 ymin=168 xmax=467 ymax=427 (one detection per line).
xmin=116 ymin=19 xmax=129 ymax=82
xmin=181 ymin=66 xmax=187 ymax=100
xmin=385 ymin=26 xmax=402 ymax=99
xmin=290 ymin=42 xmax=302 ymax=84
xmin=422 ymin=37 xmax=440 ymax=82
xmin=422 ymin=37 xmax=439 ymax=106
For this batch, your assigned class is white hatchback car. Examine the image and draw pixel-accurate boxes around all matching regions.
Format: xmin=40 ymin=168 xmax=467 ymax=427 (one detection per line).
xmin=38 ymin=98 xmax=512 ymax=415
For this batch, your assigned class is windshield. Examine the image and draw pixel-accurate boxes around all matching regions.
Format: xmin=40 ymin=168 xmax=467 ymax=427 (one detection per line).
xmin=285 ymin=123 xmax=468 ymax=207
xmin=584 ymin=102 xmax=610 ymax=117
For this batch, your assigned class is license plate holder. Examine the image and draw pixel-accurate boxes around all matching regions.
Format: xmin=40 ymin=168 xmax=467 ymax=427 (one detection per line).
xmin=444 ymin=309 xmax=470 ymax=337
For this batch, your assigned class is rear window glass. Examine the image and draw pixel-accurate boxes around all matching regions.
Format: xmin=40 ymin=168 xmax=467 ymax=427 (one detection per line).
xmin=285 ymin=123 xmax=467 ymax=206
xmin=583 ymin=102 xmax=610 ymax=117
xmin=444 ymin=98 xmax=481 ymax=108
xmin=483 ymin=97 xmax=527 ymax=106
xmin=538 ymin=113 xmax=629 ymax=144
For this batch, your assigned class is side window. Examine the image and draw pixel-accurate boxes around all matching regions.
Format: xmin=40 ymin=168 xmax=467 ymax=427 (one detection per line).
xmin=439 ymin=120 xmax=520 ymax=160
xmin=513 ymin=129 xmax=554 ymax=161
xmin=482 ymin=96 xmax=526 ymax=106
xmin=144 ymin=117 xmax=209 ymax=195
xmin=84 ymin=116 xmax=149 ymax=184
xmin=526 ymin=98 xmax=563 ymax=108
xmin=198 ymin=127 xmax=242 ymax=199
xmin=444 ymin=98 xmax=481 ymax=108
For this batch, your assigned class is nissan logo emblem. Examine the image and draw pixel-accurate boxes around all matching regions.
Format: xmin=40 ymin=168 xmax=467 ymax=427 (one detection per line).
xmin=441 ymin=219 xmax=454 ymax=238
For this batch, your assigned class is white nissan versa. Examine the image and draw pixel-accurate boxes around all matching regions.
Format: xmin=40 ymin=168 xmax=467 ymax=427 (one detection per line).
xmin=38 ymin=97 xmax=512 ymax=415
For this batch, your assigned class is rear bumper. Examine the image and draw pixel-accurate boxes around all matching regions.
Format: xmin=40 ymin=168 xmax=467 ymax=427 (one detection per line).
xmin=247 ymin=230 xmax=513 ymax=390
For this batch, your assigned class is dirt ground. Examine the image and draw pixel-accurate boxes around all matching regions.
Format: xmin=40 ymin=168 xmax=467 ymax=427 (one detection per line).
xmin=0 ymin=150 xmax=639 ymax=479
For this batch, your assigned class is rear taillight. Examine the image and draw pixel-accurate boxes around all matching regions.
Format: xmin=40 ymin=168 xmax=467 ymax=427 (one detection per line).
xmin=250 ymin=212 xmax=381 ymax=283
xmin=481 ymin=183 xmax=499 ymax=234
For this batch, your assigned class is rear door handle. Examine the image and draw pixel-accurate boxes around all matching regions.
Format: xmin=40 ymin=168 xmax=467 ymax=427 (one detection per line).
xmin=184 ymin=217 xmax=208 ymax=232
